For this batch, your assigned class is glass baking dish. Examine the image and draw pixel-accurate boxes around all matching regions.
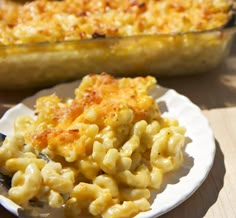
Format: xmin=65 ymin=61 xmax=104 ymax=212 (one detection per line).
xmin=0 ymin=14 xmax=236 ymax=89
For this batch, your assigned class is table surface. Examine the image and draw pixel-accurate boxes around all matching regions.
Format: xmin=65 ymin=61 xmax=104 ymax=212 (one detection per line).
xmin=0 ymin=45 xmax=236 ymax=218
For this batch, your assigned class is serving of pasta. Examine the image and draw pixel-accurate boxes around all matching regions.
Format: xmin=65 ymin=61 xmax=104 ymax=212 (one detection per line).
xmin=0 ymin=73 xmax=186 ymax=218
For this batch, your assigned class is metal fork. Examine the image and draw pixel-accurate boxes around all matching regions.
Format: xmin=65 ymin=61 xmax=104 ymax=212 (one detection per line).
xmin=0 ymin=133 xmax=64 ymax=218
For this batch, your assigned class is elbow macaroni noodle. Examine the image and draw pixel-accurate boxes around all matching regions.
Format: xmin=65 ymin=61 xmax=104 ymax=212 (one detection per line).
xmin=0 ymin=73 xmax=186 ymax=217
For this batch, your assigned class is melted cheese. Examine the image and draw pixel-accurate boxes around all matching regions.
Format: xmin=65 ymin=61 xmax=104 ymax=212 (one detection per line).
xmin=25 ymin=73 xmax=161 ymax=161
xmin=0 ymin=0 xmax=231 ymax=45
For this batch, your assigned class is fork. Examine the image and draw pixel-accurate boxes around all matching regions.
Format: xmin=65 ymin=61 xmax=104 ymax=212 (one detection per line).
xmin=0 ymin=133 xmax=64 ymax=218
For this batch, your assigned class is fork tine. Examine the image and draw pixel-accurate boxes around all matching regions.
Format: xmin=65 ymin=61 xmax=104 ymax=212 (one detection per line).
xmin=0 ymin=133 xmax=6 ymax=144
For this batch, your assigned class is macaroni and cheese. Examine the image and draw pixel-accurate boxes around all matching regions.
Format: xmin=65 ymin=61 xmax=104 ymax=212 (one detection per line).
xmin=0 ymin=0 xmax=233 ymax=88
xmin=0 ymin=0 xmax=231 ymax=45
xmin=0 ymin=73 xmax=186 ymax=217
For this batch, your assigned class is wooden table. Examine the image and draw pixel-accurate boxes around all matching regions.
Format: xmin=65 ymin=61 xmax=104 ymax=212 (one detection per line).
xmin=1 ymin=47 xmax=236 ymax=218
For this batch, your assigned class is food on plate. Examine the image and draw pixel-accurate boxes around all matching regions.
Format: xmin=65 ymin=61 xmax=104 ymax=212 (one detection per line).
xmin=0 ymin=0 xmax=231 ymax=45
xmin=0 ymin=73 xmax=186 ymax=217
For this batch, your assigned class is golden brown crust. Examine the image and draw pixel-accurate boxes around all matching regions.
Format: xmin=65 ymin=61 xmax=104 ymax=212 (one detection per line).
xmin=0 ymin=0 xmax=231 ymax=45
xmin=25 ymin=73 xmax=160 ymax=160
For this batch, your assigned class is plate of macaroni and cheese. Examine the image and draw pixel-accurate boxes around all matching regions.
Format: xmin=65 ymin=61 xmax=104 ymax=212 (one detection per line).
xmin=0 ymin=74 xmax=215 ymax=218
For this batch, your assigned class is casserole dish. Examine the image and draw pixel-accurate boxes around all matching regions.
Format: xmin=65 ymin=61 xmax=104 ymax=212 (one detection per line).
xmin=0 ymin=0 xmax=235 ymax=89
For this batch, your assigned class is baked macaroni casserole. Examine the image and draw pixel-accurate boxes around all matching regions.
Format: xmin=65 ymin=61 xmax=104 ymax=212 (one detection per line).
xmin=0 ymin=74 xmax=186 ymax=217
xmin=0 ymin=0 xmax=234 ymax=88
xmin=0 ymin=0 xmax=231 ymax=45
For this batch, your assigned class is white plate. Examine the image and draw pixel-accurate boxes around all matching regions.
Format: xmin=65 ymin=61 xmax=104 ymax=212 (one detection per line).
xmin=0 ymin=80 xmax=216 ymax=218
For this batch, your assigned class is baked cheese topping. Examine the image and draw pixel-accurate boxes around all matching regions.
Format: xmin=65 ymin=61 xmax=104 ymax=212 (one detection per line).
xmin=0 ymin=0 xmax=231 ymax=45
xmin=25 ymin=73 xmax=160 ymax=160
